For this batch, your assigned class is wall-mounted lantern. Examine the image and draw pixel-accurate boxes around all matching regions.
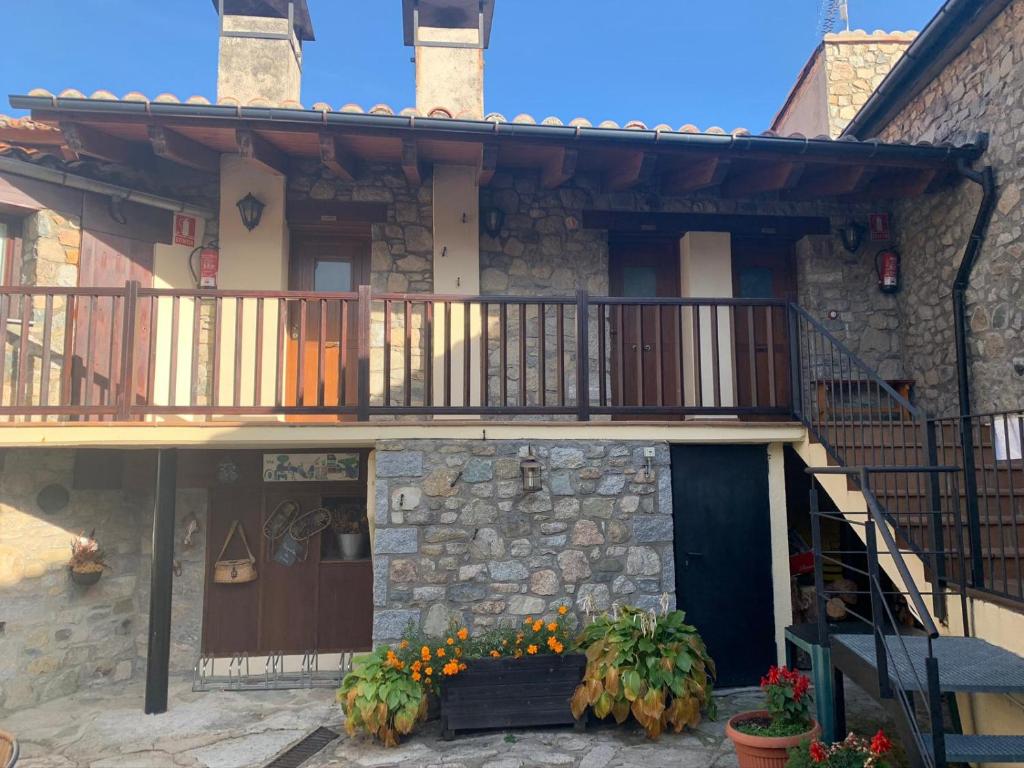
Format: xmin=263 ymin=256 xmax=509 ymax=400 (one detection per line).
xmin=520 ymin=449 xmax=542 ymax=493
xmin=481 ymin=206 xmax=505 ymax=238
xmin=236 ymin=193 xmax=266 ymax=232
xmin=838 ymin=220 xmax=866 ymax=254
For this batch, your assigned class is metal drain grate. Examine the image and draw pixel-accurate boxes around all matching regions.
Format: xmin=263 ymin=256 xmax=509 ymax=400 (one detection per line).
xmin=264 ymin=727 xmax=338 ymax=768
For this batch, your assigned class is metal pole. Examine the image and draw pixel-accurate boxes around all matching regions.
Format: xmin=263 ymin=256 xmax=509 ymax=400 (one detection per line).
xmin=864 ymin=471 xmax=892 ymax=700
xmin=810 ymin=486 xmax=828 ymax=647
xmin=924 ymin=419 xmax=947 ymax=622
xmin=145 ymin=448 xmax=178 ymax=714
xmin=787 ymin=305 xmax=803 ymax=422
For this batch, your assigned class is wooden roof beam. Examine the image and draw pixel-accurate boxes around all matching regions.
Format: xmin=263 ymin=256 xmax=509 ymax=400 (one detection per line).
xmin=661 ymin=156 xmax=731 ymax=195
xmin=61 ymin=122 xmax=146 ymax=166
xmin=148 ymin=126 xmax=220 ymax=174
xmin=477 ymin=143 xmax=498 ymax=187
xmin=318 ymin=133 xmax=358 ymax=181
xmin=236 ymin=129 xmax=287 ymax=176
xmin=788 ymin=165 xmax=876 ymax=198
xmin=605 ymin=151 xmax=657 ymax=192
xmin=540 ymin=147 xmax=578 ymax=189
xmin=721 ymin=161 xmax=805 ymax=197
xmin=402 ymin=139 xmax=422 ymax=186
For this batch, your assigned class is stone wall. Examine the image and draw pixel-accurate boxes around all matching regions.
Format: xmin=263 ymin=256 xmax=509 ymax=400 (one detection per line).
xmin=880 ymin=0 xmax=1024 ymax=414
xmin=370 ymin=438 xmax=675 ymax=641
xmin=0 ymin=449 xmax=207 ymax=714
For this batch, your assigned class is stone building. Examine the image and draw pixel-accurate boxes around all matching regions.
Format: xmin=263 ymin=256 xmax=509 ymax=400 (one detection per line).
xmin=1 ymin=1 xmax=1024 ymax=764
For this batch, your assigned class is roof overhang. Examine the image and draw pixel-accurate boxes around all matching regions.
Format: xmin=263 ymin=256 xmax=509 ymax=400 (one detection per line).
xmin=7 ymin=94 xmax=984 ymax=201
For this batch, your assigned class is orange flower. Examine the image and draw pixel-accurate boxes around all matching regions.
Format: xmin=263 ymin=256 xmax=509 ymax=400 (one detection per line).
xmin=425 ymin=666 xmax=433 ymax=676
xmin=501 ymin=639 xmax=509 ymax=647
xmin=547 ymin=622 xmax=558 ymax=632
xmin=420 ymin=646 xmax=432 ymax=660
xmin=558 ymin=605 xmax=569 ymax=616
xmin=527 ymin=644 xmax=538 ymax=655
xmin=443 ymin=661 xmax=460 ymax=676
xmin=412 ymin=660 xmax=422 ymax=672
xmin=524 ymin=616 xmax=533 ymax=625
xmin=399 ymin=639 xmax=409 ymax=649
xmin=411 ymin=671 xmax=421 ymax=681
xmin=436 ymin=647 xmax=446 ymax=658
xmin=446 ymin=637 xmax=455 ymax=646
xmin=457 ymin=627 xmax=469 ymax=641
xmin=490 ymin=650 xmax=501 ymax=658
xmin=459 ymin=662 xmax=467 ymax=671
xmin=532 ymin=619 xmax=543 ymax=632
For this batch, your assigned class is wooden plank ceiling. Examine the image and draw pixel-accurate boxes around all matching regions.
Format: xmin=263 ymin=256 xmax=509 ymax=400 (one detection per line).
xmin=24 ymin=111 xmax=956 ymax=201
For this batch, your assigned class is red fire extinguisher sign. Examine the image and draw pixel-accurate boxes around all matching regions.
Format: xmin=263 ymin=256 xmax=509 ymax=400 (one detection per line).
xmin=199 ymin=248 xmax=219 ymax=289
xmin=173 ymin=214 xmax=198 ymax=248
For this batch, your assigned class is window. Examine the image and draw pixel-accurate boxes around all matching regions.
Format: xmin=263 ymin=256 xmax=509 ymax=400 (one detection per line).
xmin=0 ymin=217 xmax=21 ymax=286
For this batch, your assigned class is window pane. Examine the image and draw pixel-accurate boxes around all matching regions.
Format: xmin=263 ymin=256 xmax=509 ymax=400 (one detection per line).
xmin=737 ymin=266 xmax=774 ymax=299
xmin=314 ymin=260 xmax=352 ymax=292
xmin=622 ymin=266 xmax=658 ymax=297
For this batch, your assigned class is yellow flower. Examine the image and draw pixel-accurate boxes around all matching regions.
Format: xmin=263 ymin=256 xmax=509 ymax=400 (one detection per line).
xmin=502 ymin=639 xmax=509 ymax=647
xmin=527 ymin=644 xmax=538 ymax=655
xmin=446 ymin=637 xmax=455 ymax=646
xmin=558 ymin=605 xmax=569 ymax=616
xmin=425 ymin=666 xmax=433 ymax=676
xmin=457 ymin=627 xmax=469 ymax=641
xmin=547 ymin=622 xmax=558 ymax=633
xmin=455 ymin=647 xmax=462 ymax=657
xmin=532 ymin=620 xmax=544 ymax=632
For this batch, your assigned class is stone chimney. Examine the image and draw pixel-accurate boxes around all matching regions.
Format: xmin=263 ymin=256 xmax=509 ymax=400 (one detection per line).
xmin=403 ymin=0 xmax=495 ymax=119
xmin=772 ymin=30 xmax=916 ymax=138
xmin=214 ymin=0 xmax=315 ymax=104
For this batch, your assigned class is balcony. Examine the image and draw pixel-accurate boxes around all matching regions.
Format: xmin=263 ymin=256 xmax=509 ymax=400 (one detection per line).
xmin=0 ymin=283 xmax=794 ymax=423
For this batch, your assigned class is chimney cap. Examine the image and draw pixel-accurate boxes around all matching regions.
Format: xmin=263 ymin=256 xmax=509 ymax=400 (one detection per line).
xmin=212 ymin=0 xmax=315 ymax=42
xmin=403 ymin=0 xmax=495 ymax=48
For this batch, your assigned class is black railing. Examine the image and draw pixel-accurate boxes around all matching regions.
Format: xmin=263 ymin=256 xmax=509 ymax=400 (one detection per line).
xmin=809 ymin=466 xmax=968 ymax=768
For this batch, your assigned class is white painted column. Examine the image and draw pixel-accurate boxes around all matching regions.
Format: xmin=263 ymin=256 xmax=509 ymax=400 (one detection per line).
xmin=680 ymin=232 xmax=735 ymax=410
xmin=432 ymin=164 xmax=481 ymax=411
xmin=767 ymin=442 xmax=794 ymax=666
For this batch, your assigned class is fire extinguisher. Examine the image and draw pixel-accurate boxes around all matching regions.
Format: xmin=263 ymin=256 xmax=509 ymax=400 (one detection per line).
xmin=875 ymin=248 xmax=900 ymax=294
xmin=189 ymin=242 xmax=220 ymax=289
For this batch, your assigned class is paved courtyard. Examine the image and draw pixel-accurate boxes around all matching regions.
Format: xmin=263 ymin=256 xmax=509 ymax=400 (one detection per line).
xmin=6 ymin=676 xmax=897 ymax=768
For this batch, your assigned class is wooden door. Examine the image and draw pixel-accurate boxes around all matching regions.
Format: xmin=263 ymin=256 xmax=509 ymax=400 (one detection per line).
xmin=732 ymin=239 xmax=796 ymax=412
xmin=671 ymin=445 xmax=776 ymax=687
xmin=608 ymin=238 xmax=681 ymax=414
xmin=285 ymin=234 xmax=369 ymax=420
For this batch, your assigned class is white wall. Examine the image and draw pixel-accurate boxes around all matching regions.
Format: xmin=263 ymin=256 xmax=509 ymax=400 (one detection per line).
xmin=680 ymin=232 xmax=736 ymax=409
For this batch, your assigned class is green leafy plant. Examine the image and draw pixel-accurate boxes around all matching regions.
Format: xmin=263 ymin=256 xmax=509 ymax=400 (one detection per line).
xmin=736 ymin=665 xmax=814 ymax=737
xmin=786 ymin=732 xmax=894 ymax=768
xmin=570 ymin=604 xmax=716 ymax=740
xmin=338 ymin=645 xmax=427 ymax=747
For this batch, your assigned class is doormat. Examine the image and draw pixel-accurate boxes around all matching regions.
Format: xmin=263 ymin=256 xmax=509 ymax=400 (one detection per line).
xmin=263 ymin=727 xmax=339 ymax=768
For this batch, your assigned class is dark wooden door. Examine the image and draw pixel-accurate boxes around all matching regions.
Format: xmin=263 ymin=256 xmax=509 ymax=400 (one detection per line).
xmin=609 ymin=239 xmax=681 ymax=414
xmin=671 ymin=444 xmax=776 ymax=687
xmin=286 ymin=233 xmax=369 ymax=420
xmin=202 ymin=484 xmax=263 ymax=656
xmin=732 ymin=239 xmax=796 ymax=412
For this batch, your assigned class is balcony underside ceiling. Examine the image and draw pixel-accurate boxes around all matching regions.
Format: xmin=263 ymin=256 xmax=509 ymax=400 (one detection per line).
xmin=5 ymin=96 xmax=984 ymax=202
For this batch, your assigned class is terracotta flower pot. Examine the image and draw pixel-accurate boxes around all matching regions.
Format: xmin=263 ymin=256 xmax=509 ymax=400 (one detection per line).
xmin=725 ymin=710 xmax=821 ymax=768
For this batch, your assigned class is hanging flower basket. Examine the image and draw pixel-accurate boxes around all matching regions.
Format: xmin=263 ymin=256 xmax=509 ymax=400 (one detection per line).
xmin=70 ymin=567 xmax=103 ymax=586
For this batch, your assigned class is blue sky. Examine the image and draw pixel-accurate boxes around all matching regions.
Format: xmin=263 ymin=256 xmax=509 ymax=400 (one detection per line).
xmin=2 ymin=0 xmax=941 ymax=131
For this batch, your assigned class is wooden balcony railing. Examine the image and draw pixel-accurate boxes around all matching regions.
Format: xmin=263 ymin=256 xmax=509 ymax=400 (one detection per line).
xmin=0 ymin=283 xmax=794 ymax=422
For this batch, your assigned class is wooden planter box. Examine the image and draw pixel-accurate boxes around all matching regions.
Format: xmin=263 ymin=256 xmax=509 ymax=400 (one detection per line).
xmin=439 ymin=653 xmax=587 ymax=739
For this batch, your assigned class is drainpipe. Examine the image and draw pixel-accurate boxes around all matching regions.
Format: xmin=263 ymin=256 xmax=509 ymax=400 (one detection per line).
xmin=952 ymin=159 xmax=996 ymax=587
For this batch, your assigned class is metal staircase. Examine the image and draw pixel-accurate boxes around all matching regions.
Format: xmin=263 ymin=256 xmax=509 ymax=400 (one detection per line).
xmin=789 ymin=304 xmax=1024 ymax=767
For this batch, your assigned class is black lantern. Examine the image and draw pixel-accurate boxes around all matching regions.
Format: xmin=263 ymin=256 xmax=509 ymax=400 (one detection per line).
xmin=520 ymin=449 xmax=542 ymax=493
xmin=838 ymin=220 xmax=866 ymax=254
xmin=236 ymin=193 xmax=265 ymax=232
xmin=481 ymin=206 xmax=505 ymax=238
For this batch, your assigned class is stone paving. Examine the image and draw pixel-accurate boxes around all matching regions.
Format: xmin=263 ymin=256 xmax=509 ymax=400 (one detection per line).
xmin=5 ymin=676 xmax=897 ymax=768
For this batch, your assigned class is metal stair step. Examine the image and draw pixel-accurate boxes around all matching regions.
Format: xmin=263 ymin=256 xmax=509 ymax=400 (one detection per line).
xmin=926 ymin=734 xmax=1024 ymax=763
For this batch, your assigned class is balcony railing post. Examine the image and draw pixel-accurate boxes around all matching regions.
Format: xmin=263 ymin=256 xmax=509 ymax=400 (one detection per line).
xmin=357 ymin=285 xmax=371 ymax=422
xmin=787 ymin=304 xmax=803 ymax=422
xmin=924 ymin=419 xmax=948 ymax=622
xmin=117 ymin=280 xmax=140 ymax=421
xmin=575 ymin=289 xmax=590 ymax=421
xmin=810 ymin=485 xmax=829 ymax=647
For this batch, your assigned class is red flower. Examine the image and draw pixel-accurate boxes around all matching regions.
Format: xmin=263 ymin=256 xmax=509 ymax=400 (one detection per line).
xmin=809 ymin=741 xmax=828 ymax=764
xmin=870 ymin=729 xmax=892 ymax=755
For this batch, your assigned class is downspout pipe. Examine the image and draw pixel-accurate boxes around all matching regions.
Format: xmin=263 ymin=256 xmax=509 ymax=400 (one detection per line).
xmin=953 ymin=160 xmax=996 ymax=588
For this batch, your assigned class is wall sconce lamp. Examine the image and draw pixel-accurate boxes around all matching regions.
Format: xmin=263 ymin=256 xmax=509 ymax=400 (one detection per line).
xmin=236 ymin=193 xmax=266 ymax=232
xmin=838 ymin=220 xmax=866 ymax=254
xmin=521 ymin=449 xmax=542 ymax=493
xmin=481 ymin=206 xmax=505 ymax=238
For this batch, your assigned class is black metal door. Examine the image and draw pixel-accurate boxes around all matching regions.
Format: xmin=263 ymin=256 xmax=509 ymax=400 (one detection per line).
xmin=671 ymin=444 xmax=776 ymax=687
